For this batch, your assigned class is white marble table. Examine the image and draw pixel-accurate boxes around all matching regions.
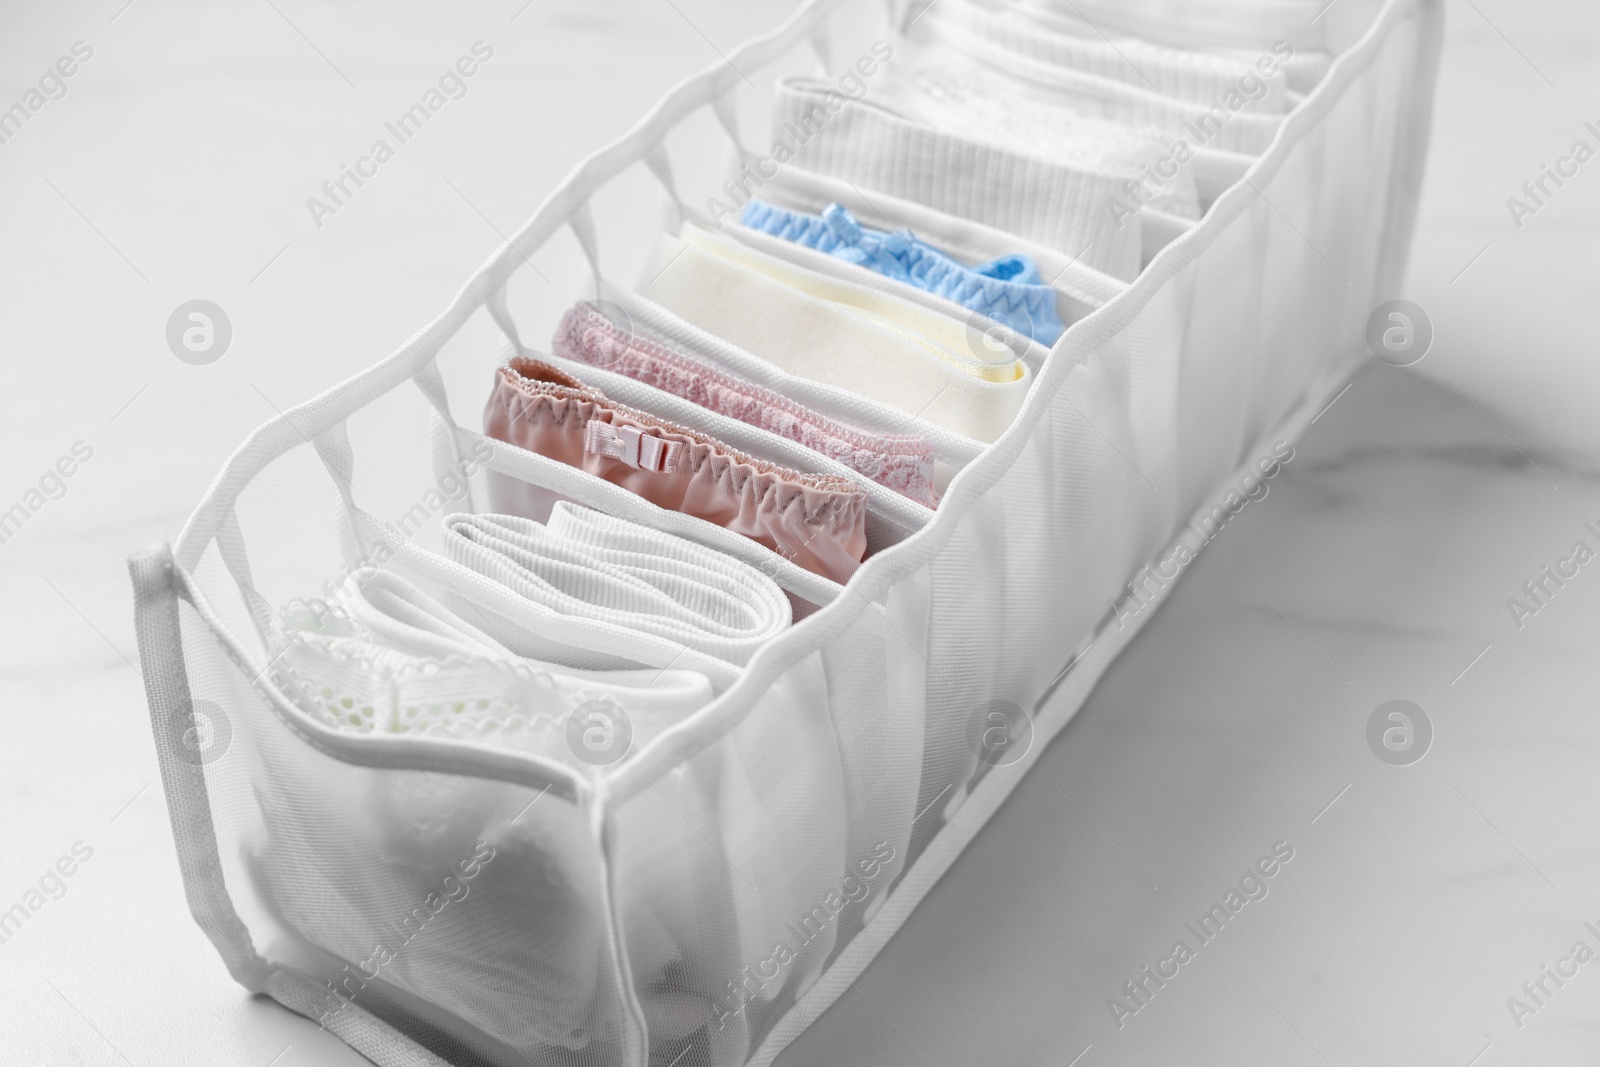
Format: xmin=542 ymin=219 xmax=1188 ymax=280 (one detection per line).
xmin=780 ymin=361 xmax=1600 ymax=1067
xmin=1 ymin=1 xmax=1596 ymax=1065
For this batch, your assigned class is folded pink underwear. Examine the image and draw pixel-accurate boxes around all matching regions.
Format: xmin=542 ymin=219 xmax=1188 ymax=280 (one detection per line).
xmin=552 ymin=302 xmax=940 ymax=508
xmin=484 ymin=357 xmax=870 ymax=583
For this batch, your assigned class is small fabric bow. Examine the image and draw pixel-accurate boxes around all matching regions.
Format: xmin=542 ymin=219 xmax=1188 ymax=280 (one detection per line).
xmin=584 ymin=419 xmax=683 ymax=473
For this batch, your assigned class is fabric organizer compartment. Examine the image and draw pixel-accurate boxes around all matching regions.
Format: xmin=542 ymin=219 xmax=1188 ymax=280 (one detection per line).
xmin=1007 ymin=0 xmax=1337 ymax=89
xmin=483 ymin=356 xmax=871 ymax=585
xmin=594 ymin=282 xmax=989 ymax=493
xmin=640 ymin=226 xmax=1033 ymax=446
xmin=128 ymin=0 xmax=1445 ymax=1064
xmin=721 ymin=208 xmax=1061 ymax=353
xmin=548 ymin=302 xmax=943 ymax=509
xmin=534 ymin=344 xmax=937 ymax=545
xmin=770 ymin=77 xmax=1153 ymax=281
xmin=472 ymin=422 xmax=844 ymax=613
xmin=752 ymin=164 xmax=1131 ymax=329
xmin=647 ymin=222 xmax=1037 ymax=379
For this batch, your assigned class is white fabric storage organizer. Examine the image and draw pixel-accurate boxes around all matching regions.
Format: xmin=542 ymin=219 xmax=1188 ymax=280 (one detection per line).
xmin=128 ymin=1 xmax=1444 ymax=1064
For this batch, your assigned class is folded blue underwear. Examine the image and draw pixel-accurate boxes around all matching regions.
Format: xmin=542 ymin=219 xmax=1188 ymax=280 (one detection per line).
xmin=739 ymin=199 xmax=1065 ymax=346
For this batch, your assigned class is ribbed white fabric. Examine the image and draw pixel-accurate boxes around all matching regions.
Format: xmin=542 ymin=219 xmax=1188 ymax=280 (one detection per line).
xmin=877 ymin=36 xmax=1282 ymax=162
xmin=874 ymin=48 xmax=1201 ymax=217
xmin=772 ymin=77 xmax=1144 ymax=279
xmin=442 ymin=505 xmax=791 ymax=669
xmin=996 ymin=0 xmax=1334 ymax=90
xmin=344 ymin=568 xmax=519 ymax=659
xmin=759 ymin=165 xmax=1130 ymax=318
xmin=320 ymin=500 xmax=789 ymax=694
xmin=915 ymin=0 xmax=1293 ymax=110
xmin=426 ymin=513 xmax=845 ymax=1067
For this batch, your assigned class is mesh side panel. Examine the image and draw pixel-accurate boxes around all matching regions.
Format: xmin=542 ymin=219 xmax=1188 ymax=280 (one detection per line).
xmin=180 ymin=600 xmax=631 ymax=1065
xmin=227 ymin=444 xmax=350 ymax=612
xmin=608 ymin=568 xmax=930 ymax=1066
xmin=342 ymin=383 xmax=464 ymax=557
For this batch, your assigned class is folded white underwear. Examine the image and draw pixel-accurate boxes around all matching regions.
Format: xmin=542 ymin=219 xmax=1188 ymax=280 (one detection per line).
xmin=261 ymin=559 xmax=726 ymax=1053
xmin=875 ymin=46 xmax=1207 ymax=214
xmin=270 ymin=573 xmax=717 ymax=749
xmin=772 ymin=77 xmax=1144 ymax=280
xmin=1009 ymin=0 xmax=1330 ymax=55
xmin=1002 ymin=0 xmax=1333 ymax=91
xmin=643 ymin=225 xmax=1032 ymax=444
xmin=913 ymin=0 xmax=1292 ymax=110
xmin=440 ymin=505 xmax=792 ymax=669
xmin=878 ymin=35 xmax=1279 ymax=163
